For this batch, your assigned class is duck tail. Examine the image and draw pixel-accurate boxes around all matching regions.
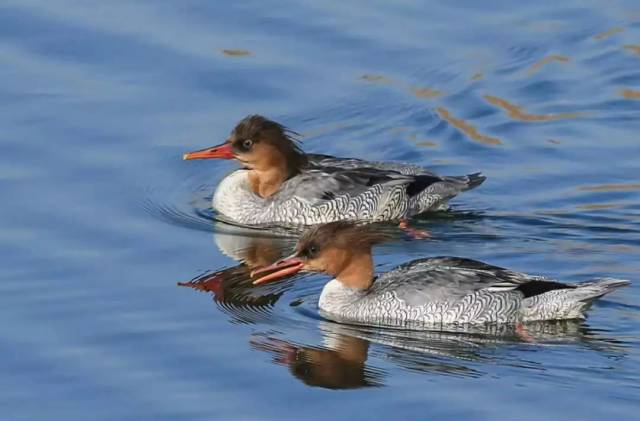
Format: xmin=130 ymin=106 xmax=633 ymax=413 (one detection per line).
xmin=523 ymin=278 xmax=629 ymax=321
xmin=571 ymin=278 xmax=630 ymax=317
xmin=463 ymin=172 xmax=486 ymax=191
xmin=574 ymin=277 xmax=630 ymax=300
xmin=438 ymin=172 xmax=486 ymax=194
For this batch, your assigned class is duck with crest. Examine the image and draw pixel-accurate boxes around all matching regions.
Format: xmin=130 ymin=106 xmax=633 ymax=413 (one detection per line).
xmin=184 ymin=115 xmax=485 ymax=226
xmin=251 ymin=222 xmax=629 ymax=328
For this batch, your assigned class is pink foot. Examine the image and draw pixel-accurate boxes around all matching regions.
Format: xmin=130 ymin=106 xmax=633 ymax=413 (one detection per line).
xmin=516 ymin=323 xmax=536 ymax=343
xmin=399 ymin=220 xmax=431 ymax=239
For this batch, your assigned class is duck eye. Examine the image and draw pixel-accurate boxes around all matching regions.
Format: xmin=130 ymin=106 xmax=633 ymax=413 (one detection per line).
xmin=308 ymin=245 xmax=318 ymax=255
xmin=242 ymin=139 xmax=253 ymax=150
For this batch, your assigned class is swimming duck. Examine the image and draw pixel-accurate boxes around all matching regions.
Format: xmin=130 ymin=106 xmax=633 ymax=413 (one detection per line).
xmin=251 ymin=222 xmax=629 ymax=328
xmin=184 ymin=115 xmax=485 ymax=226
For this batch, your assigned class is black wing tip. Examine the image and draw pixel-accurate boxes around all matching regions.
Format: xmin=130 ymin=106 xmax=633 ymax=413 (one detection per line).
xmin=406 ymin=174 xmax=442 ymax=197
xmin=517 ymin=280 xmax=574 ymax=299
xmin=465 ymin=172 xmax=486 ymax=190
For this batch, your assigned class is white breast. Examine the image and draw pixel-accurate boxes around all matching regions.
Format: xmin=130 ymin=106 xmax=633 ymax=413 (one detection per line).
xmin=212 ymin=170 xmax=316 ymax=225
xmin=212 ymin=170 xmax=264 ymax=222
xmin=318 ymin=279 xmax=365 ymax=316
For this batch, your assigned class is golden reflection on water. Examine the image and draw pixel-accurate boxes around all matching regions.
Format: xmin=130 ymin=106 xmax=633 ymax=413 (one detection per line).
xmin=579 ymin=183 xmax=640 ymax=192
xmin=611 ymin=245 xmax=640 ymax=254
xmin=624 ymin=45 xmax=640 ymax=55
xmin=409 ymin=86 xmax=442 ymax=98
xmin=577 ymin=203 xmax=620 ymax=210
xmin=528 ymin=55 xmax=570 ymax=75
xmin=593 ymin=27 xmax=625 ymax=40
xmin=620 ymin=88 xmax=640 ymax=99
xmin=407 ymin=133 xmax=438 ymax=147
xmin=406 ymin=133 xmax=439 ymax=148
xmin=416 ymin=140 xmax=438 ymax=147
xmin=390 ymin=131 xmax=439 ymax=148
xmin=483 ymin=95 xmax=582 ymax=122
xmin=221 ymin=49 xmax=252 ymax=57
xmin=436 ymin=107 xmax=502 ymax=145
xmin=471 ymin=72 xmax=484 ymax=81
xmin=360 ymin=74 xmax=443 ymax=99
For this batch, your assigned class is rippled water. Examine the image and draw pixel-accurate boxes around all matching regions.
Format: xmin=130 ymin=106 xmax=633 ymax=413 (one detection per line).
xmin=1 ymin=0 xmax=639 ymax=419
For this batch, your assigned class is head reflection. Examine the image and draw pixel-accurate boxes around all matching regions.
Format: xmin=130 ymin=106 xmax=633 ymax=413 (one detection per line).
xmin=178 ymin=223 xmax=297 ymax=318
xmin=251 ymin=329 xmax=381 ymax=389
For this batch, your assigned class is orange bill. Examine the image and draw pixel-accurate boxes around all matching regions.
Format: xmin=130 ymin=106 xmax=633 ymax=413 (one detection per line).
xmin=251 ymin=255 xmax=304 ymax=285
xmin=183 ymin=142 xmax=234 ymax=160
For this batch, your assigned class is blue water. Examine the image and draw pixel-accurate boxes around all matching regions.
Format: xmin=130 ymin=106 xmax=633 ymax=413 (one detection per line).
xmin=1 ymin=0 xmax=639 ymax=419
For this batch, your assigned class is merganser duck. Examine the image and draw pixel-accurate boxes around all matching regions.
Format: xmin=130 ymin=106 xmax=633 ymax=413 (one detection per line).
xmin=251 ymin=222 xmax=629 ymax=328
xmin=184 ymin=115 xmax=486 ymax=226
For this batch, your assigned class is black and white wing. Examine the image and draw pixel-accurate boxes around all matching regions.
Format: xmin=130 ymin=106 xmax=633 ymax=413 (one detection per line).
xmin=305 ymin=154 xmax=485 ymax=201
xmin=276 ymin=164 xmax=443 ymax=205
xmin=307 ymin=153 xmax=437 ymax=176
xmin=373 ymin=257 xmax=561 ymax=307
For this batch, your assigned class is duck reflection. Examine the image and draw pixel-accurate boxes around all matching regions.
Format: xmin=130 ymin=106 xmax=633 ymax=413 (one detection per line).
xmin=179 ymin=223 xmax=628 ymax=389
xmin=251 ymin=330 xmax=381 ymax=389
xmin=178 ymin=222 xmax=297 ymax=316
xmin=251 ymin=319 xmax=626 ymax=389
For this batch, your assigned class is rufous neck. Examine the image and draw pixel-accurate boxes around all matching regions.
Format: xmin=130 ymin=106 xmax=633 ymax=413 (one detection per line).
xmin=248 ymin=164 xmax=290 ymax=198
xmin=246 ymin=146 xmax=308 ymax=198
xmin=335 ymin=252 xmax=374 ymax=290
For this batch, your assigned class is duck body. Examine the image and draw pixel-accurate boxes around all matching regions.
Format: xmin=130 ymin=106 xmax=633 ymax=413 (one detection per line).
xmin=317 ymin=257 xmax=628 ymax=328
xmin=251 ymin=223 xmax=629 ymax=329
xmin=213 ymin=153 xmax=485 ymax=226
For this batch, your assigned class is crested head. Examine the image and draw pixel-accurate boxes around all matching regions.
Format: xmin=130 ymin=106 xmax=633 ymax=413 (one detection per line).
xmin=230 ymin=115 xmax=292 ymax=145
xmin=295 ymin=221 xmax=392 ymax=259
xmin=183 ymin=115 xmax=308 ymax=197
xmin=252 ymin=222 xmax=392 ymax=290
xmin=295 ymin=222 xmax=390 ymax=288
xmin=228 ymin=115 xmax=308 ymax=172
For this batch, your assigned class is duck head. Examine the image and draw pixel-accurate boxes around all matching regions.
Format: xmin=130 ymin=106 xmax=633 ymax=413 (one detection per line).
xmin=251 ymin=222 xmax=392 ymax=290
xmin=184 ymin=115 xmax=308 ymax=197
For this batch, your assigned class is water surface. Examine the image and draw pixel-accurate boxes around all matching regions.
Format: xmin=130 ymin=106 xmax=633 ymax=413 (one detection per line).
xmin=1 ymin=1 xmax=639 ymax=419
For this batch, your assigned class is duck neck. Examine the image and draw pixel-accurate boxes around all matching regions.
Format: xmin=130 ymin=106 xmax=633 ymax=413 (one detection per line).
xmin=335 ymin=252 xmax=374 ymax=290
xmin=248 ymin=164 xmax=290 ymax=198
xmin=247 ymin=150 xmax=306 ymax=198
